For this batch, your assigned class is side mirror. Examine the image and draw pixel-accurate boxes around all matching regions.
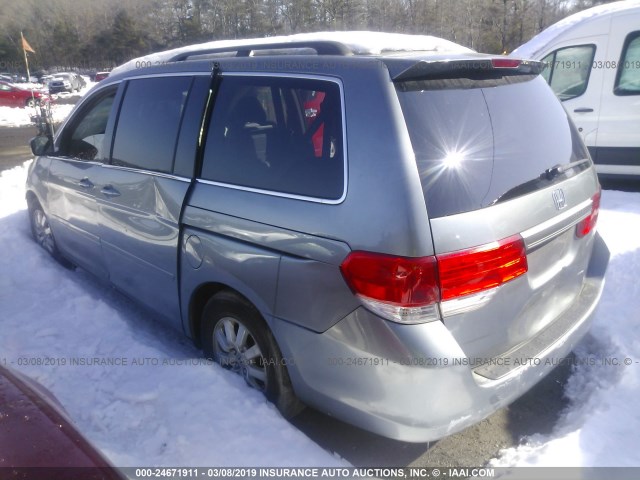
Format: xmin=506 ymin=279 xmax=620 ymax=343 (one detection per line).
xmin=30 ymin=136 xmax=52 ymax=156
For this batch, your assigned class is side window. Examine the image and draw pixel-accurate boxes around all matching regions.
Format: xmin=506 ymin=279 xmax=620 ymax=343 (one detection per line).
xmin=0 ymin=84 xmax=11 ymax=91
xmin=201 ymin=76 xmax=344 ymax=200
xmin=615 ymin=32 xmax=640 ymax=96
xmin=541 ymin=45 xmax=595 ymax=100
xmin=58 ymin=89 xmax=116 ymax=161
xmin=111 ymin=76 xmax=192 ymax=173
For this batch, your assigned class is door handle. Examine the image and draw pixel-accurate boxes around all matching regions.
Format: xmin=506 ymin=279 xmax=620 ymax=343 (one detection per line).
xmin=573 ymin=108 xmax=594 ymax=113
xmin=77 ymin=177 xmax=94 ymax=189
xmin=101 ymin=185 xmax=121 ymax=198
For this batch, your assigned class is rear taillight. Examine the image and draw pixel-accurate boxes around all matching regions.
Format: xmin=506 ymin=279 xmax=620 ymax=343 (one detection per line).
xmin=340 ymin=253 xmax=440 ymax=324
xmin=340 ymin=235 xmax=528 ymax=324
xmin=576 ymin=190 xmax=601 ymax=238
xmin=437 ymin=235 xmax=528 ymax=301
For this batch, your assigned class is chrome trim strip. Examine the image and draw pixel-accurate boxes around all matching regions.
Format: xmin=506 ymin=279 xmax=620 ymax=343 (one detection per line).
xmin=521 ymin=198 xmax=592 ymax=250
xmin=45 ymin=156 xmax=103 ymax=167
xmin=100 ymin=163 xmax=192 ymax=182
xmin=196 ymin=179 xmax=343 ymax=204
xmin=123 ymin=72 xmax=211 ymax=81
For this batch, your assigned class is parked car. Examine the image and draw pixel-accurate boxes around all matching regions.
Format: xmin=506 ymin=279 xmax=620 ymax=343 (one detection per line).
xmin=26 ymin=32 xmax=609 ymax=442
xmin=0 ymin=80 xmax=45 ymax=107
xmin=512 ymin=0 xmax=640 ymax=178
xmin=48 ymin=72 xmax=84 ymax=93
xmin=95 ymin=71 xmax=110 ymax=82
xmin=0 ymin=365 xmax=125 ymax=479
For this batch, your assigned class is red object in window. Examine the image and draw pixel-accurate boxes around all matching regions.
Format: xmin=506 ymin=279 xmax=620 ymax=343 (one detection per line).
xmin=303 ymin=91 xmax=326 ymax=157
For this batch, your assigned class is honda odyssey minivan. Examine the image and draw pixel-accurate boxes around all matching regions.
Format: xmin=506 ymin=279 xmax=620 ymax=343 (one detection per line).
xmin=26 ymin=32 xmax=609 ymax=442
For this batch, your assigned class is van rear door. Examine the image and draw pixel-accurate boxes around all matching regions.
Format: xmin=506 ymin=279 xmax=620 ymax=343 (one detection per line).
xmin=394 ymin=60 xmax=602 ymax=371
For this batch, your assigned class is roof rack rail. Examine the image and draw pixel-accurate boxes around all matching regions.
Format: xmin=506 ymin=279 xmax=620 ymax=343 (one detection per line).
xmin=169 ymin=40 xmax=353 ymax=61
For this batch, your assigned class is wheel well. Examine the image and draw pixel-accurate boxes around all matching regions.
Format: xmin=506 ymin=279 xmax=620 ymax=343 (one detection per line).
xmin=189 ymin=283 xmax=272 ymax=349
xmin=188 ymin=282 xmax=227 ymax=348
xmin=25 ymin=191 xmax=38 ymax=210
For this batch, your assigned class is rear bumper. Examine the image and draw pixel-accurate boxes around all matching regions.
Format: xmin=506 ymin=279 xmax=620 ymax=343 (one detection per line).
xmin=272 ymin=233 xmax=609 ymax=442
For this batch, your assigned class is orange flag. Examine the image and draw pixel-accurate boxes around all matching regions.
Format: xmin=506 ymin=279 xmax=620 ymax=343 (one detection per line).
xmin=21 ymin=33 xmax=35 ymax=54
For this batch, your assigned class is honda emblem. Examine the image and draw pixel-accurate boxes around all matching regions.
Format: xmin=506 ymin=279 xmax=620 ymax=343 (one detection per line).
xmin=552 ymin=188 xmax=567 ymax=210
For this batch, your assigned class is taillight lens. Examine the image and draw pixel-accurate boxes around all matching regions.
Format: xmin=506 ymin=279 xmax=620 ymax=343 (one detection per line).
xmin=340 ymin=253 xmax=440 ymax=324
xmin=340 ymin=235 xmax=528 ymax=324
xmin=340 ymin=253 xmax=439 ymax=306
xmin=437 ymin=235 xmax=528 ymax=301
xmin=576 ymin=190 xmax=601 ymax=238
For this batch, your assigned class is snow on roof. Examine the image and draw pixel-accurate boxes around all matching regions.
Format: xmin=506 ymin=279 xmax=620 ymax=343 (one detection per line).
xmin=111 ymin=31 xmax=473 ymax=75
xmin=511 ymin=0 xmax=640 ymax=60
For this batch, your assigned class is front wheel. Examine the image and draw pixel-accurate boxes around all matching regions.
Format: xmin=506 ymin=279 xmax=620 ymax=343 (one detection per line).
xmin=29 ymin=201 xmax=73 ymax=268
xmin=201 ymin=291 xmax=304 ymax=418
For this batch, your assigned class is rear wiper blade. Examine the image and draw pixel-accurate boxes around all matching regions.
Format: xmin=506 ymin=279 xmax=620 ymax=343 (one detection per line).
xmin=541 ymin=158 xmax=591 ymax=180
xmin=494 ymin=158 xmax=591 ymax=205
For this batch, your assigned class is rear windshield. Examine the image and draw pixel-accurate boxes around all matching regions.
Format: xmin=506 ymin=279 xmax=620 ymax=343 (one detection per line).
xmin=396 ymin=75 xmax=590 ymax=218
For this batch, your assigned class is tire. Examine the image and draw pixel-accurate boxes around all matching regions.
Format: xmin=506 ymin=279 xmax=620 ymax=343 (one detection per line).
xmin=25 ymin=98 xmax=38 ymax=108
xmin=28 ymin=200 xmax=74 ymax=269
xmin=201 ymin=291 xmax=304 ymax=418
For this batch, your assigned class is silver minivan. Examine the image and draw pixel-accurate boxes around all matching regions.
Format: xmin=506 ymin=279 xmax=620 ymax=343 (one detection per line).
xmin=26 ymin=32 xmax=609 ymax=442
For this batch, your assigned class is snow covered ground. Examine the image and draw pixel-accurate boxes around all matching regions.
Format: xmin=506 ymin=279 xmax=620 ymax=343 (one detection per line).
xmin=0 ymin=162 xmax=344 ymax=467
xmin=0 ymin=160 xmax=639 ymax=467
xmin=491 ymin=191 xmax=640 ymax=467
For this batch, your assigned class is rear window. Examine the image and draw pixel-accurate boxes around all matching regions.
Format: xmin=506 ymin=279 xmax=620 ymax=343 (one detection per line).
xmin=396 ymin=75 xmax=590 ymax=218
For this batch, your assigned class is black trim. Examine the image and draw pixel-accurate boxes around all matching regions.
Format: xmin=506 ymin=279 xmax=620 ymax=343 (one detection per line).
xmin=393 ymin=59 xmax=545 ymax=82
xmin=589 ymin=146 xmax=640 ymax=166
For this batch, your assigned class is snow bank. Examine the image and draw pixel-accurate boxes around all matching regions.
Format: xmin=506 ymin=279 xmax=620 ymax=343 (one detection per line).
xmin=0 ymin=163 xmax=344 ymax=467
xmin=0 ymin=103 xmax=76 ymax=128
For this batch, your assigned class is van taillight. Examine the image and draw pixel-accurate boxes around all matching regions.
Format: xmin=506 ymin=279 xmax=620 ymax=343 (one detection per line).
xmin=340 ymin=235 xmax=528 ymax=324
xmin=576 ymin=190 xmax=601 ymax=238
xmin=436 ymin=235 xmax=528 ymax=301
xmin=340 ymin=253 xmax=440 ymax=324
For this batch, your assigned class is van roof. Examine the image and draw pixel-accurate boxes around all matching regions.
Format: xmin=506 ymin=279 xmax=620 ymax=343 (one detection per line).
xmin=111 ymin=31 xmax=474 ymax=76
xmin=511 ymin=0 xmax=640 ymax=59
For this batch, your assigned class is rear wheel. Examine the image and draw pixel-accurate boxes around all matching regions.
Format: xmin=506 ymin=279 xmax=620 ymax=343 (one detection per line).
xmin=25 ymin=98 xmax=38 ymax=108
xmin=201 ymin=291 xmax=304 ymax=418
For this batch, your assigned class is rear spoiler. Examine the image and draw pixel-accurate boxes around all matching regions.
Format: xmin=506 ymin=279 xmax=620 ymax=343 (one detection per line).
xmin=393 ymin=58 xmax=545 ymax=81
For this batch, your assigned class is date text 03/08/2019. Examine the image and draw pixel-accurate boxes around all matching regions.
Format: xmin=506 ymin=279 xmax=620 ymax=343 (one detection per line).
xmin=131 ymin=467 xmax=495 ymax=478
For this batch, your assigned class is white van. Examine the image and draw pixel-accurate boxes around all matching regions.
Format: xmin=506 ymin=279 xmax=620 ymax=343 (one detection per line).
xmin=512 ymin=1 xmax=640 ymax=177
